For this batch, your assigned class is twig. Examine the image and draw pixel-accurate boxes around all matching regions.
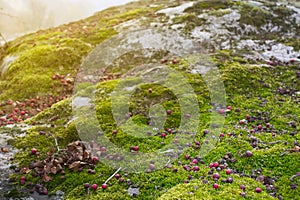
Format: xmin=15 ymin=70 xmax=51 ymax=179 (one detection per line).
xmin=164 ymin=158 xmax=171 ymax=167
xmin=104 ymin=167 xmax=122 ymax=184
xmin=50 ymin=134 xmax=60 ymax=152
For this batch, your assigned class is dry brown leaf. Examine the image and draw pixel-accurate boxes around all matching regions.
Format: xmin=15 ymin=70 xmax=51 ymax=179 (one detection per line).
xmin=69 ymin=161 xmax=81 ymax=172
xmin=50 ymin=166 xmax=58 ymax=174
xmin=43 ymin=174 xmax=53 ymax=182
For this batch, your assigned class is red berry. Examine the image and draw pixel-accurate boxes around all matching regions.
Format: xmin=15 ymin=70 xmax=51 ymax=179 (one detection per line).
xmin=219 ymin=133 xmax=225 ymax=137
xmin=245 ymin=150 xmax=253 ymax=157
xmin=132 ymin=146 xmax=139 ymax=151
xmin=213 ymin=173 xmax=220 ymax=179
xmin=257 ymin=125 xmax=262 ymax=130
xmin=20 ymin=176 xmax=26 ymax=181
xmin=240 ymin=184 xmax=246 ymax=190
xmin=192 ymin=159 xmax=198 ymax=164
xmin=213 ymin=162 xmax=219 ymax=168
xmin=83 ymin=183 xmax=90 ymax=189
xmin=13 ymin=115 xmax=18 ymax=121
xmin=209 ymin=163 xmax=214 ymax=168
xmin=218 ymin=109 xmax=225 ymax=114
xmin=101 ymin=183 xmax=108 ymax=189
xmin=149 ymin=164 xmax=155 ymax=170
xmin=166 ymin=110 xmax=172 ymax=115
xmin=161 ymin=133 xmax=167 ymax=138
xmin=255 ymin=187 xmax=262 ymax=193
xmin=112 ymin=130 xmax=118 ymax=135
xmin=184 ymin=113 xmax=191 ymax=118
xmin=226 ymin=169 xmax=232 ymax=175
xmin=14 ymin=108 xmax=19 ymax=112
xmin=266 ymin=123 xmax=270 ymax=128
xmin=213 ymin=183 xmax=219 ymax=189
xmin=115 ymin=174 xmax=121 ymax=179
xmin=193 ymin=166 xmax=200 ymax=171
xmin=20 ymin=111 xmax=26 ymax=115
xmin=172 ymin=58 xmax=178 ymax=64
xmin=31 ymin=148 xmax=37 ymax=155
xmin=227 ymin=106 xmax=232 ymax=110
xmin=92 ymin=184 xmax=98 ymax=190
xmin=92 ymin=157 xmax=99 ymax=164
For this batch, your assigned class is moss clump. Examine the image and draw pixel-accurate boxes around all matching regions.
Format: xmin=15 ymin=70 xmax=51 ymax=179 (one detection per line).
xmin=184 ymin=0 xmax=232 ymax=14
xmin=172 ymin=14 xmax=206 ymax=33
xmin=0 ymin=39 xmax=91 ymax=101
xmin=239 ymin=3 xmax=272 ymax=29
xmin=160 ymin=176 xmax=274 ymax=199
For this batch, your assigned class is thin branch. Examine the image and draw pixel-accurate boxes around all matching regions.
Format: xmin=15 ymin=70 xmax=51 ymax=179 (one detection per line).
xmin=104 ymin=167 xmax=122 ymax=184
xmin=50 ymin=134 xmax=60 ymax=152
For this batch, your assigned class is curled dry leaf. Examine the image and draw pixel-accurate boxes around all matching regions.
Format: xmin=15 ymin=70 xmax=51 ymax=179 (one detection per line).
xmin=69 ymin=161 xmax=81 ymax=172
xmin=43 ymin=174 xmax=53 ymax=182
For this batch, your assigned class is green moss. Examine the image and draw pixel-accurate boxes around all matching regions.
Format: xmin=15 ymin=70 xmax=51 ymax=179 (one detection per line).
xmin=172 ymin=14 xmax=206 ymax=33
xmin=239 ymin=3 xmax=272 ymax=29
xmin=159 ymin=176 xmax=275 ymax=200
xmin=4 ymin=1 xmax=300 ymax=199
xmin=184 ymin=0 xmax=232 ymax=14
xmin=0 ymin=40 xmax=91 ymax=101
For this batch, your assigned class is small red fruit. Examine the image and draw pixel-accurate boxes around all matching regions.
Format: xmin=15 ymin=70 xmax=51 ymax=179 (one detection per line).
xmin=257 ymin=125 xmax=262 ymax=130
xmin=115 ymin=174 xmax=121 ymax=179
xmin=14 ymin=108 xmax=19 ymax=112
xmin=92 ymin=157 xmax=99 ymax=164
xmin=112 ymin=130 xmax=118 ymax=135
xmin=172 ymin=58 xmax=178 ymax=64
xmin=226 ymin=169 xmax=232 ymax=175
xmin=218 ymin=109 xmax=225 ymax=114
xmin=213 ymin=162 xmax=219 ymax=168
xmin=101 ymin=183 xmax=108 ymax=189
xmin=219 ymin=133 xmax=225 ymax=137
xmin=166 ymin=110 xmax=172 ymax=115
xmin=240 ymin=184 xmax=246 ymax=190
xmin=193 ymin=166 xmax=200 ymax=171
xmin=213 ymin=173 xmax=220 ymax=179
xmin=227 ymin=106 xmax=232 ymax=110
xmin=192 ymin=159 xmax=198 ymax=164
xmin=20 ymin=111 xmax=26 ymax=115
xmin=83 ymin=183 xmax=90 ymax=189
xmin=213 ymin=183 xmax=219 ymax=189
xmin=149 ymin=164 xmax=155 ymax=170
xmin=184 ymin=113 xmax=191 ymax=118
xmin=132 ymin=146 xmax=139 ymax=151
xmin=255 ymin=187 xmax=262 ymax=193
xmin=91 ymin=184 xmax=98 ymax=190
xmin=31 ymin=148 xmax=37 ymax=155
xmin=161 ymin=132 xmax=167 ymax=138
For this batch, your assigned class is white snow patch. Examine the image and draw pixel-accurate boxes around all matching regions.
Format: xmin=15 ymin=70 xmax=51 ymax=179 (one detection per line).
xmin=156 ymin=2 xmax=194 ymax=18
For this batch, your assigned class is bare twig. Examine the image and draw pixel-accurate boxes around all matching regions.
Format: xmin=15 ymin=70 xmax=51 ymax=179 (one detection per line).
xmin=104 ymin=167 xmax=122 ymax=184
xmin=50 ymin=134 xmax=60 ymax=152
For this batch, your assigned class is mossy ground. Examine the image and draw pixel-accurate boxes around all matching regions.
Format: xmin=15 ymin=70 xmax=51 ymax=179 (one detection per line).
xmin=0 ymin=0 xmax=299 ymax=199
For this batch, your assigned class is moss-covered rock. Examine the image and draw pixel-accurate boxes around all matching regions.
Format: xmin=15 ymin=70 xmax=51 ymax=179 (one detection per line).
xmin=1 ymin=0 xmax=300 ymax=199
